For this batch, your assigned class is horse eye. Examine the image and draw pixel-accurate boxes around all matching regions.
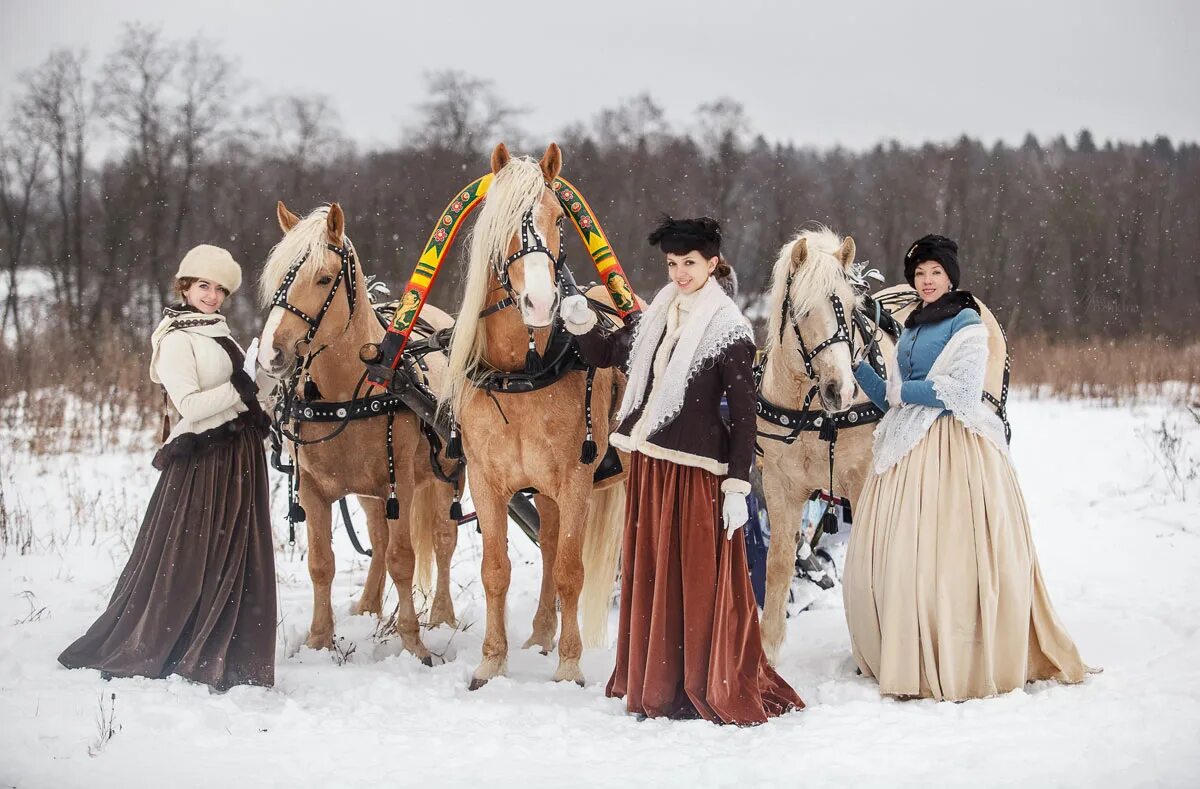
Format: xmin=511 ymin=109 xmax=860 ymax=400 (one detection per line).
xmin=317 ymin=276 xmax=333 ymax=286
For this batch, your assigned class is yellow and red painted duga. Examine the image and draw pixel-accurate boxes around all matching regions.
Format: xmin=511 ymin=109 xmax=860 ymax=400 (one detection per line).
xmin=367 ymin=172 xmax=639 ymax=387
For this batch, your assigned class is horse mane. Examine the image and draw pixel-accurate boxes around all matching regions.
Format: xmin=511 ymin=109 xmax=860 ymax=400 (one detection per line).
xmin=257 ymin=205 xmax=349 ymax=309
xmin=440 ymin=156 xmax=546 ymax=411
xmin=763 ymin=225 xmax=859 ymax=356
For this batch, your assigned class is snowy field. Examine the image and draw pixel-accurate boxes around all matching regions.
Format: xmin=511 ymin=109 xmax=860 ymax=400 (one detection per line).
xmin=1 ymin=394 xmax=1198 ymax=788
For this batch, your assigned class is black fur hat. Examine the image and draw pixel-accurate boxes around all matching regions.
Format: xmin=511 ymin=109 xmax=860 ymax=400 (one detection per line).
xmin=904 ymin=234 xmax=961 ymax=288
xmin=647 ymin=215 xmax=722 ymax=259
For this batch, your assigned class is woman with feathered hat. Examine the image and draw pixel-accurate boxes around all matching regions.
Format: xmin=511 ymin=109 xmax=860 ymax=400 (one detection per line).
xmin=560 ymin=216 xmax=802 ymax=724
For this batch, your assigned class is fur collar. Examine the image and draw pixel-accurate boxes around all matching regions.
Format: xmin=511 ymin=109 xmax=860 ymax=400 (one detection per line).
xmin=616 ymin=276 xmax=752 ymax=435
xmin=150 ymin=305 xmax=232 ymax=384
xmin=904 ymin=290 xmax=980 ymax=328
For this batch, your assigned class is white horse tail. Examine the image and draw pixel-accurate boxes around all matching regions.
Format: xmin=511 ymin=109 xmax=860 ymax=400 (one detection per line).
xmin=580 ymin=482 xmax=626 ymax=648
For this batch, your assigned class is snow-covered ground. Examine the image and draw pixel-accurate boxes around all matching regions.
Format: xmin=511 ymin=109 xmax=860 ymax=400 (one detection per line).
xmin=1 ymin=394 xmax=1198 ymax=788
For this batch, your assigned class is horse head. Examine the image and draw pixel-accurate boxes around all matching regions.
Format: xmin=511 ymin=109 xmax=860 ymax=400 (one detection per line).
xmin=256 ymin=202 xmax=366 ymax=378
xmin=766 ymin=227 xmax=860 ymax=413
xmin=484 ymin=142 xmax=565 ymax=328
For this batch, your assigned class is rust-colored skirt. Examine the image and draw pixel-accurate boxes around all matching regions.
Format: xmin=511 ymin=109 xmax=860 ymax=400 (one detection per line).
xmin=58 ymin=425 xmax=276 ymax=691
xmin=606 ymin=452 xmax=803 ymax=724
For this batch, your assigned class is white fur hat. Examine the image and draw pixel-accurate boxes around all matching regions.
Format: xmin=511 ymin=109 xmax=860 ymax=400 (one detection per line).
xmin=175 ymin=244 xmax=242 ymax=294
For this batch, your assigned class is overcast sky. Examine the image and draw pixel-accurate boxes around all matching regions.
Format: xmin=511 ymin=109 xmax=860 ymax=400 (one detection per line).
xmin=1 ymin=0 xmax=1196 ymax=151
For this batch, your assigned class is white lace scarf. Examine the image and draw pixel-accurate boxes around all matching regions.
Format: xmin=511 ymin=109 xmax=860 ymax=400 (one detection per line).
xmin=870 ymin=322 xmax=1010 ymax=474
xmin=616 ymin=276 xmax=753 ymax=436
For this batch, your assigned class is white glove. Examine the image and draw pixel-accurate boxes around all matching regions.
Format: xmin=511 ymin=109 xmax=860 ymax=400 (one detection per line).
xmin=243 ymin=338 xmax=260 ymax=380
xmin=885 ymin=349 xmax=903 ymax=407
xmin=559 ymin=294 xmax=597 ymax=335
xmin=722 ymin=491 xmax=749 ymax=541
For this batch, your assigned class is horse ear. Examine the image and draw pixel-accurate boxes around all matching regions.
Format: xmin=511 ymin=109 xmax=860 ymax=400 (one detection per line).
xmin=277 ymin=201 xmax=301 ymax=233
xmin=838 ymin=236 xmax=857 ymax=268
xmin=790 ymin=238 xmax=808 ymax=270
xmin=491 ymin=143 xmax=511 ymax=174
xmin=539 ymin=142 xmax=563 ymax=182
xmin=326 ymin=203 xmax=345 ymax=243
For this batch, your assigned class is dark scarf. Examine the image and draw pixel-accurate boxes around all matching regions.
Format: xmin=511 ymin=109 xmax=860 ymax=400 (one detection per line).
xmin=904 ymin=290 xmax=980 ymax=329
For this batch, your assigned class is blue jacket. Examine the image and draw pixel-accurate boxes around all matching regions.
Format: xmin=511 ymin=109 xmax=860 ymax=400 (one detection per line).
xmin=854 ymin=309 xmax=982 ymax=412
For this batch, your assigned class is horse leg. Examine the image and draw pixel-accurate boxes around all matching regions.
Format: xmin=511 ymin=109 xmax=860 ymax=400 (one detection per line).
xmin=523 ymin=493 xmax=559 ymax=654
xmin=353 ymin=496 xmax=389 ymax=617
xmin=469 ymin=484 xmax=512 ymax=690
xmin=550 ymin=483 xmax=590 ymax=686
xmin=301 ymin=483 xmax=336 ymax=650
xmin=428 ymin=483 xmax=458 ymax=628
xmin=384 ymin=485 xmax=432 ymax=665
xmin=761 ymin=458 xmax=802 ymax=666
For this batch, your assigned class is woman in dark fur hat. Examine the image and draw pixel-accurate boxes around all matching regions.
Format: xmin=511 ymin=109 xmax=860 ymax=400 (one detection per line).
xmin=843 ymin=234 xmax=1091 ymax=700
xmin=560 ymin=216 xmax=802 ymax=724
xmin=59 ymin=246 xmax=276 ymax=692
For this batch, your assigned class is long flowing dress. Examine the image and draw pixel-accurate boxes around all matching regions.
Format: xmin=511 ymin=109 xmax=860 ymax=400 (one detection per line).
xmin=846 ymin=305 xmax=1089 ymax=700
xmin=59 ymin=310 xmax=276 ymax=691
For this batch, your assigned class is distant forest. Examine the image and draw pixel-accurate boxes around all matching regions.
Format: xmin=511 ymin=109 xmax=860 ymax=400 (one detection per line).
xmin=3 ymin=24 xmax=1198 ymax=353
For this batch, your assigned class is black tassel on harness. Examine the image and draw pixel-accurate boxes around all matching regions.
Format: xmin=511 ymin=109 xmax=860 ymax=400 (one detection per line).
xmin=819 ymin=414 xmax=838 ymax=443
xmin=303 ymin=376 xmax=321 ymax=401
xmin=580 ymin=433 xmax=598 ymax=464
xmin=288 ymin=501 xmax=307 ymax=523
xmin=524 ymin=338 xmax=543 ymax=375
xmin=385 ymin=493 xmax=400 ymax=520
xmin=446 ymin=425 xmax=464 ymax=459
xmin=449 ymin=496 xmax=464 ymax=521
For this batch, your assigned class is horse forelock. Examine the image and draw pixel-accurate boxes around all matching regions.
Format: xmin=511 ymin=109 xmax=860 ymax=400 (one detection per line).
xmin=440 ymin=157 xmax=551 ymax=412
xmin=257 ymin=206 xmax=352 ymax=309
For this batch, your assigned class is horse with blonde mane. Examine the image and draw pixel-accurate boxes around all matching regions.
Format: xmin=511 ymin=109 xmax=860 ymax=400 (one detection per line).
xmin=757 ymin=227 xmax=893 ymax=666
xmin=257 ymin=202 xmax=459 ymax=663
xmin=440 ymin=142 xmax=626 ymax=690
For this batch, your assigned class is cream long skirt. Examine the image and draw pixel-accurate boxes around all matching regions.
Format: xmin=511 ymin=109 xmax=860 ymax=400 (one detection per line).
xmin=843 ymin=415 xmax=1089 ymax=700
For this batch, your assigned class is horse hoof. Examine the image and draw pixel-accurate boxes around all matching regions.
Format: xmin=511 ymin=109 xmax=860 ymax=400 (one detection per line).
xmin=305 ymin=634 xmax=334 ymax=651
xmin=420 ymin=655 xmax=434 ymax=668
xmin=468 ymin=676 xmax=489 ymax=691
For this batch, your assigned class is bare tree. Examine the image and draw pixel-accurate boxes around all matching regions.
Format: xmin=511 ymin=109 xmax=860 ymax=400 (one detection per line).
xmin=406 ymin=70 xmax=525 ymax=158
xmin=19 ymin=49 xmax=90 ymax=328
xmin=0 ymin=111 xmax=47 ymax=348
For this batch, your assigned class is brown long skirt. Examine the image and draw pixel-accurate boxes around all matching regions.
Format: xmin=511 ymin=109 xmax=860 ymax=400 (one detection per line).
xmin=59 ymin=426 xmax=276 ymax=691
xmin=606 ymin=452 xmax=803 ymax=724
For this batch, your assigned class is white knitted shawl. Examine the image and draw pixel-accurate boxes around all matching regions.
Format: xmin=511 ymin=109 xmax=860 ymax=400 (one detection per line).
xmin=615 ymin=276 xmax=752 ymax=437
xmin=871 ymin=322 xmax=1010 ymax=474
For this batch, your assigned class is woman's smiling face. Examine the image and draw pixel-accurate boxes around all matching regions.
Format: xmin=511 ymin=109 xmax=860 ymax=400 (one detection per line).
xmin=666 ymin=250 xmax=717 ymax=295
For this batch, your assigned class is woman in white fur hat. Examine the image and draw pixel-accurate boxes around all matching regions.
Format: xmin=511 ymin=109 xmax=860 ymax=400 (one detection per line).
xmin=59 ymin=244 xmax=277 ymax=691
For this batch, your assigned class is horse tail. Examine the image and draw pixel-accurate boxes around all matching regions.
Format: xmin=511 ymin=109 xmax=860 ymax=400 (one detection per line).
xmin=580 ymin=482 xmax=625 ymax=648
xmin=408 ymin=482 xmax=440 ymax=597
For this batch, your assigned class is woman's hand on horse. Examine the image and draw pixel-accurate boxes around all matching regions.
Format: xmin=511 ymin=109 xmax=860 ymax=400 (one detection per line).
xmin=722 ymin=491 xmax=750 ymax=540
xmin=560 ymin=295 xmax=597 ymax=336
xmin=243 ymin=338 xmax=259 ymax=380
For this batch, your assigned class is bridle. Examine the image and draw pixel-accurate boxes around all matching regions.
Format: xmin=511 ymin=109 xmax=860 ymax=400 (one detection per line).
xmin=269 ymin=237 xmax=367 ymax=446
xmin=478 ymin=203 xmax=567 ymax=321
xmin=778 ymin=269 xmax=856 ymax=383
xmin=271 ymin=239 xmax=359 ymax=351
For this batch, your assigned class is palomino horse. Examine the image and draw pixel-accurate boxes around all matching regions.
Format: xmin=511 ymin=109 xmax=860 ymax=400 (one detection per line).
xmin=757 ymin=227 xmax=893 ymax=666
xmin=440 ymin=142 xmax=626 ymax=689
xmin=258 ymin=202 xmax=459 ymax=663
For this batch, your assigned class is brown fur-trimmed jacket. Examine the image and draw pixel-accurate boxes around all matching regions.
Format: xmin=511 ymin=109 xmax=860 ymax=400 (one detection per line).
xmin=572 ymin=278 xmax=756 ymax=494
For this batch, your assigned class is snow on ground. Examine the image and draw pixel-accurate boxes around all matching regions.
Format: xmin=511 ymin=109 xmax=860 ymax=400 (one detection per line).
xmin=1 ymin=394 xmax=1198 ymax=788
